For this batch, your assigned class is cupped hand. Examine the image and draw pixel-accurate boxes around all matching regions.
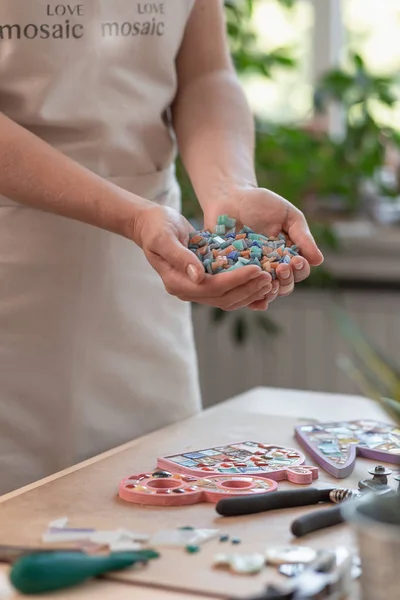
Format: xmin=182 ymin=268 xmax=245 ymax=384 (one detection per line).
xmin=205 ymin=186 xmax=324 ymax=309
xmin=132 ymin=204 xmax=273 ymax=310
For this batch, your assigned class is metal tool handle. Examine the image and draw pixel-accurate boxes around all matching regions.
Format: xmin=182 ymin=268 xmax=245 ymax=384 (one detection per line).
xmin=291 ymin=505 xmax=343 ymax=537
xmin=216 ymin=488 xmax=333 ymax=517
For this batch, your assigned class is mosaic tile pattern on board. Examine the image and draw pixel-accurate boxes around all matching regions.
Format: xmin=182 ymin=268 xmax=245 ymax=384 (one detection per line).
xmin=298 ymin=420 xmax=400 ymax=466
xmin=161 ymin=441 xmax=303 ymax=475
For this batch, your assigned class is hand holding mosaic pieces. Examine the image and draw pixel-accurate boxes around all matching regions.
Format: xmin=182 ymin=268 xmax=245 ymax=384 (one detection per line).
xmin=188 ymin=214 xmax=300 ymax=280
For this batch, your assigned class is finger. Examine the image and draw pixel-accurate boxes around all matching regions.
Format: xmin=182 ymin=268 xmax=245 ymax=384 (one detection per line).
xmin=179 ymin=272 xmax=272 ymax=308
xmin=248 ymin=297 xmax=269 ymax=311
xmin=152 ymin=234 xmax=206 ymax=284
xmin=223 ymin=278 xmax=273 ymax=311
xmin=265 ymin=281 xmax=280 ymax=304
xmin=286 ymin=207 xmax=324 ymax=266
xmin=290 ymin=256 xmax=311 ymax=283
xmin=276 ymin=264 xmax=295 ymax=297
xmin=156 ymin=255 xmax=263 ymax=299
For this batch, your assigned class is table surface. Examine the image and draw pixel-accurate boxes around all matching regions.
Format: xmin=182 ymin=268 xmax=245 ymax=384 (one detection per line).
xmin=0 ymin=387 xmax=394 ymax=600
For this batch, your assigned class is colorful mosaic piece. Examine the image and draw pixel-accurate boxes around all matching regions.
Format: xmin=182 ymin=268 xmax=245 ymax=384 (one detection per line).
xmin=118 ymin=471 xmax=278 ymax=506
xmin=157 ymin=441 xmax=318 ymax=485
xmin=295 ymin=420 xmax=400 ymax=478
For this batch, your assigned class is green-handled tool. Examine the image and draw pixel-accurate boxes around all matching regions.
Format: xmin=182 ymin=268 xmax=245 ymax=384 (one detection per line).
xmin=5 ymin=548 xmax=159 ymax=595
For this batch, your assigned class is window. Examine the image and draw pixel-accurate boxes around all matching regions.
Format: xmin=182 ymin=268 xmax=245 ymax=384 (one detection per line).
xmin=241 ymin=0 xmax=314 ymax=123
xmin=343 ymin=0 xmax=400 ymax=129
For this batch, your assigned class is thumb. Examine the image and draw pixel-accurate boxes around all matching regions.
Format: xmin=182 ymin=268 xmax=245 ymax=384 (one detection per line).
xmin=287 ymin=215 xmax=324 ymax=267
xmin=161 ymin=234 xmax=205 ymax=284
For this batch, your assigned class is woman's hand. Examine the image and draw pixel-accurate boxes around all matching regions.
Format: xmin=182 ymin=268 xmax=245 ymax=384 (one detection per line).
xmin=132 ymin=204 xmax=273 ymax=310
xmin=204 ymin=186 xmax=324 ymax=310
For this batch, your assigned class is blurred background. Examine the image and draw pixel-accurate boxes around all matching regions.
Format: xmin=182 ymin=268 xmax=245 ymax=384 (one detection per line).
xmin=178 ymin=0 xmax=400 ymax=408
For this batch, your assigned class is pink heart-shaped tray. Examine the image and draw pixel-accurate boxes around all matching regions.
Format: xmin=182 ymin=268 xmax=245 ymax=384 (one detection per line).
xmin=119 ymin=471 xmax=278 ymax=506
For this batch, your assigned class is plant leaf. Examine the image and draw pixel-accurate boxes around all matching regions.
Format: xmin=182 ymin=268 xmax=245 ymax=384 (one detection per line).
xmin=277 ymin=0 xmax=296 ymax=7
xmin=334 ymin=307 xmax=400 ymax=400
xmin=353 ymin=53 xmax=365 ymax=70
xmin=337 ymin=355 xmax=381 ymax=400
xmin=311 ymin=223 xmax=340 ymax=251
xmin=380 ymin=397 xmax=400 ymax=426
xmin=377 ymin=90 xmax=397 ymax=106
xmin=246 ymin=0 xmax=254 ymax=15
xmin=211 ymin=307 xmax=228 ymax=323
xmin=256 ymin=314 xmax=280 ymax=336
xmin=233 ymin=316 xmax=248 ymax=344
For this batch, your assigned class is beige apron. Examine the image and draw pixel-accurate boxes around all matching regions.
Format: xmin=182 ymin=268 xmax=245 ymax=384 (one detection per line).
xmin=0 ymin=0 xmax=201 ymax=493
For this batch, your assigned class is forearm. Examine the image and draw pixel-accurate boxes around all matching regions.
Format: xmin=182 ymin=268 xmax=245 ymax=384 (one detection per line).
xmin=0 ymin=113 xmax=150 ymax=239
xmin=172 ymin=69 xmax=257 ymax=210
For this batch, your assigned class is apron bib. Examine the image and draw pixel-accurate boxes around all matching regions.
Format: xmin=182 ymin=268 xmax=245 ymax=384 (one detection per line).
xmin=0 ymin=0 xmax=201 ymax=493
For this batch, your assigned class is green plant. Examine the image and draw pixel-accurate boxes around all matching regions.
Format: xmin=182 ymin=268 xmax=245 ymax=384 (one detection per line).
xmin=254 ymin=51 xmax=400 ymax=217
xmin=253 ymin=122 xmax=341 ymax=247
xmin=314 ymin=52 xmax=400 ymax=209
xmin=225 ymin=0 xmax=296 ymax=78
xmin=205 ymin=302 xmax=281 ymax=345
xmin=335 ymin=307 xmax=400 ymax=425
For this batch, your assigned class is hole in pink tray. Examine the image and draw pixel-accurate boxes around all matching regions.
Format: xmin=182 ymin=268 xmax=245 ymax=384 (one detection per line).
xmin=147 ymin=479 xmax=180 ymax=490
xmin=125 ymin=484 xmax=135 ymax=489
xmin=220 ymin=479 xmax=253 ymax=490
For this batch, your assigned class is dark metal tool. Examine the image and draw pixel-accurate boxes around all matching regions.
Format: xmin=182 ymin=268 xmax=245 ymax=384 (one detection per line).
xmin=215 ymin=486 xmax=359 ymax=539
xmin=216 ymin=464 xmax=397 ymax=538
xmin=291 ymin=465 xmax=396 ymax=537
xmin=290 ymin=505 xmax=344 ymax=537
xmin=358 ymin=465 xmax=392 ymax=492
xmin=216 ymin=487 xmax=356 ymax=517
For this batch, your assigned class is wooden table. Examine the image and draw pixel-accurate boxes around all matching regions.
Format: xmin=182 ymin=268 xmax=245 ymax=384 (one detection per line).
xmin=0 ymin=387 xmax=393 ymax=599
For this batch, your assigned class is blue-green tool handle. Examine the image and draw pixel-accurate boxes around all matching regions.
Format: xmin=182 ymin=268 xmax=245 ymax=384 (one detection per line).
xmin=10 ymin=550 xmax=159 ymax=594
